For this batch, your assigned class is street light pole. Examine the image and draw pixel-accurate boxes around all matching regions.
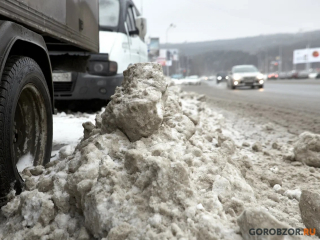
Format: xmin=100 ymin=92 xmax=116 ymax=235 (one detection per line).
xmin=279 ymin=44 xmax=282 ymax=73
xmin=306 ymin=38 xmax=310 ymax=71
xmin=265 ymin=50 xmax=268 ymax=74
xmin=141 ymin=0 xmax=143 ymax=15
xmin=166 ymin=24 xmax=176 ymax=43
xmin=166 ymin=24 xmax=176 ymax=76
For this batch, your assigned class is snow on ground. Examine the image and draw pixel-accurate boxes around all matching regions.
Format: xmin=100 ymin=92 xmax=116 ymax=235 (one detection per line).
xmin=1 ymin=63 xmax=320 ymax=239
xmin=53 ymin=112 xmax=97 ymax=145
xmin=51 ymin=110 xmax=104 ymax=161
xmin=16 ymin=153 xmax=34 ymax=173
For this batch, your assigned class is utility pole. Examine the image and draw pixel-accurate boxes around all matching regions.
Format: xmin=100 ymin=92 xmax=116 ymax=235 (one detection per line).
xmin=306 ymin=44 xmax=310 ymax=71
xmin=166 ymin=24 xmax=176 ymax=44
xmin=279 ymin=45 xmax=282 ymax=73
xmin=142 ymin=0 xmax=143 ymax=15
xmin=265 ymin=50 xmax=268 ymax=74
xmin=165 ymin=24 xmax=176 ymax=76
xmin=304 ymin=30 xmax=311 ymax=71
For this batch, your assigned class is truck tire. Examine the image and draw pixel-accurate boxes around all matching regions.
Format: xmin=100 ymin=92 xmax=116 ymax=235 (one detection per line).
xmin=0 ymin=56 xmax=52 ymax=206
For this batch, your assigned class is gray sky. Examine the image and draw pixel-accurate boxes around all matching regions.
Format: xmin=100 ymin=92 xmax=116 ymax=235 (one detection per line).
xmin=133 ymin=0 xmax=319 ymax=43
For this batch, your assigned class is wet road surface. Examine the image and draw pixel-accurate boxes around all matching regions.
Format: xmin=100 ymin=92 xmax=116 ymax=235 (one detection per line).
xmin=182 ymin=79 xmax=320 ymax=134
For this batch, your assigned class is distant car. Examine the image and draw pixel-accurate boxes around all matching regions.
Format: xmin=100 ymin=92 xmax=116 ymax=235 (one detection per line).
xmin=268 ymin=73 xmax=279 ymax=80
xmin=208 ymin=76 xmax=215 ymax=81
xmin=171 ymin=74 xmax=184 ymax=80
xmin=216 ymin=72 xmax=229 ymax=84
xmin=286 ymin=70 xmax=298 ymax=79
xmin=171 ymin=74 xmax=185 ymax=85
xmin=200 ymin=76 xmax=208 ymax=81
xmin=184 ymin=75 xmax=201 ymax=85
xmin=297 ymin=70 xmax=309 ymax=79
xmin=308 ymin=72 xmax=318 ymax=79
xmin=279 ymin=72 xmax=287 ymax=79
xmin=172 ymin=78 xmax=185 ymax=85
xmin=227 ymin=65 xmax=264 ymax=89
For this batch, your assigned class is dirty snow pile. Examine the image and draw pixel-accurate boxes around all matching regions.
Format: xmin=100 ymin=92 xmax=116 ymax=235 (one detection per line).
xmin=0 ymin=63 xmax=319 ymax=240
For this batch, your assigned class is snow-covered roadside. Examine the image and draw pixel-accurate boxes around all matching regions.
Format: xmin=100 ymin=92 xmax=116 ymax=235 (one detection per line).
xmin=182 ymin=92 xmax=320 ymax=229
xmin=15 ymin=112 xmax=91 ymax=173
xmin=53 ymin=112 xmax=96 ymax=146
xmin=51 ymin=111 xmax=103 ymax=161
xmin=0 ymin=63 xmax=320 ymax=239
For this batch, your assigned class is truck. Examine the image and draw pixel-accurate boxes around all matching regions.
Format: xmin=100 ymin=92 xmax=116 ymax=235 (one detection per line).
xmin=0 ymin=0 xmax=119 ymax=206
xmin=53 ymin=0 xmax=148 ymax=106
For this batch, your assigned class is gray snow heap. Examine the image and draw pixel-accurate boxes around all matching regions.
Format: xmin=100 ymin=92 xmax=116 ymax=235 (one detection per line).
xmin=101 ymin=63 xmax=167 ymax=142
xmin=294 ymin=132 xmax=320 ymax=167
xmin=1 ymin=63 xmax=312 ymax=240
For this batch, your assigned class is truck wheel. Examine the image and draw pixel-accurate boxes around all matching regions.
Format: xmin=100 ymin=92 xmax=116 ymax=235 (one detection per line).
xmin=0 ymin=56 xmax=52 ymax=206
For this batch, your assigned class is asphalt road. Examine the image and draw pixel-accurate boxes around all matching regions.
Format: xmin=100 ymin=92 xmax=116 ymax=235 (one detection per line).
xmin=182 ymin=79 xmax=320 ymax=134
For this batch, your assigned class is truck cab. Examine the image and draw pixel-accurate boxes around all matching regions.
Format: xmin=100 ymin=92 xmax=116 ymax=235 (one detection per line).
xmin=53 ymin=0 xmax=148 ymax=102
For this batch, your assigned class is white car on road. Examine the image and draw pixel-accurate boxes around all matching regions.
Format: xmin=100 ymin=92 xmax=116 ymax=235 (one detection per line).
xmin=227 ymin=65 xmax=264 ymax=89
xmin=183 ymin=75 xmax=201 ymax=85
xmin=172 ymin=78 xmax=185 ymax=85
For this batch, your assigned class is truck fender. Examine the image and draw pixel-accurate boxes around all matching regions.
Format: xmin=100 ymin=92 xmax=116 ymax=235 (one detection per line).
xmin=0 ymin=21 xmax=53 ymax=111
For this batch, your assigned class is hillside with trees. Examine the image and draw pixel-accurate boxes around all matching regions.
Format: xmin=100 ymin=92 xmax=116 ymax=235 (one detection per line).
xmin=160 ymin=30 xmax=320 ymax=75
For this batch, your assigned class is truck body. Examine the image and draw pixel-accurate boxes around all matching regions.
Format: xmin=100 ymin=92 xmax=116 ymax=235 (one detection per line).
xmin=53 ymin=0 xmax=148 ymax=101
xmin=0 ymin=0 xmax=99 ymax=52
xmin=0 ymin=0 xmax=106 ymax=206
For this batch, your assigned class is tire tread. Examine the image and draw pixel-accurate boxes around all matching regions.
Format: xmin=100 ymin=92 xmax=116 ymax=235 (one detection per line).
xmin=0 ymin=56 xmax=52 ymax=206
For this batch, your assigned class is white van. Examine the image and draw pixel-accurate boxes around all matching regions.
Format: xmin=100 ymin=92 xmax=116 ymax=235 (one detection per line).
xmin=53 ymin=0 xmax=148 ymax=101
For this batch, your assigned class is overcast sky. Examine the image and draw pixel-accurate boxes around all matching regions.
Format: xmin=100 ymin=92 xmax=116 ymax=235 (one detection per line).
xmin=133 ymin=0 xmax=319 ymax=44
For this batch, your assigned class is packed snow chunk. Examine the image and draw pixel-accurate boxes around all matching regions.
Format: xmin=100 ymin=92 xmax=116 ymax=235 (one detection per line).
xmin=165 ymin=113 xmax=195 ymax=140
xmin=212 ymin=163 xmax=255 ymax=203
xmin=221 ymin=139 xmax=236 ymax=155
xmin=299 ymin=190 xmax=320 ymax=237
xmin=148 ymin=214 xmax=162 ymax=227
xmin=263 ymin=122 xmax=275 ymax=131
xmin=29 ymin=165 xmax=44 ymax=176
xmin=83 ymin=121 xmax=96 ymax=140
xmin=284 ymin=189 xmax=302 ymax=201
xmin=7 ymin=190 xmax=55 ymax=228
xmin=269 ymin=166 xmax=279 ymax=174
xmin=252 ymin=141 xmax=263 ymax=152
xmin=101 ymin=63 xmax=168 ymax=142
xmin=196 ymin=203 xmax=205 ymax=210
xmin=162 ymin=86 xmax=183 ymax=118
xmin=59 ymin=144 xmax=76 ymax=159
xmin=260 ymin=172 xmax=282 ymax=187
xmin=294 ymin=132 xmax=320 ymax=167
xmin=273 ymin=184 xmax=282 ymax=192
xmin=237 ymin=208 xmax=302 ymax=240
xmin=181 ymin=98 xmax=200 ymax=125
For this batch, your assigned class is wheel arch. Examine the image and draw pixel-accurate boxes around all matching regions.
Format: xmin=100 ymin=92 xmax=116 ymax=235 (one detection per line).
xmin=8 ymin=40 xmax=53 ymax=109
xmin=0 ymin=21 xmax=53 ymax=112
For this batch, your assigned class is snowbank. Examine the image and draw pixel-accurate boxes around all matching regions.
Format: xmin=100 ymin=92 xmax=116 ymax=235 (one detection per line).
xmin=294 ymin=132 xmax=320 ymax=167
xmin=0 ymin=63 xmax=314 ymax=240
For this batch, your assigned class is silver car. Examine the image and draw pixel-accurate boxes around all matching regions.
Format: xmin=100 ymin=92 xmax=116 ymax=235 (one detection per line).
xmin=183 ymin=75 xmax=201 ymax=85
xmin=227 ymin=65 xmax=264 ymax=89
